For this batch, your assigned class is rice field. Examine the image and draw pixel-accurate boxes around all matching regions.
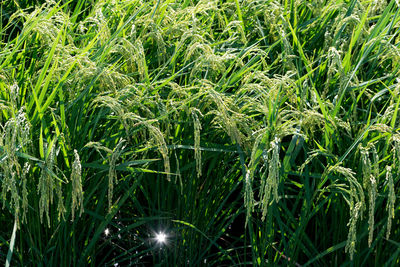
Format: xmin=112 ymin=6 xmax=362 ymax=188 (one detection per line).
xmin=1 ymin=0 xmax=400 ymax=265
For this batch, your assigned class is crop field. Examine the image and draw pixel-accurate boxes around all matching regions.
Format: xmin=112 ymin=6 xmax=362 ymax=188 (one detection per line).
xmin=1 ymin=0 xmax=400 ymax=266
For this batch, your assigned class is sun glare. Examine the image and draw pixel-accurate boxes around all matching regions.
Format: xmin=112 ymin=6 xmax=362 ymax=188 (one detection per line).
xmin=155 ymin=232 xmax=167 ymax=244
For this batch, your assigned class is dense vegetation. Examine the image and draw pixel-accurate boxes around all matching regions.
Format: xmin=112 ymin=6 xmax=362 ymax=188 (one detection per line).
xmin=1 ymin=0 xmax=400 ymax=265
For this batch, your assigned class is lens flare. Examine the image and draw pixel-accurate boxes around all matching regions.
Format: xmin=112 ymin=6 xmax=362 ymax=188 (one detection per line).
xmin=155 ymin=232 xmax=167 ymax=244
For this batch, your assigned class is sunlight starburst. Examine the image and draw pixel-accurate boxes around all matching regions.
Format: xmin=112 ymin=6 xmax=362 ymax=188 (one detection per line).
xmin=155 ymin=232 xmax=167 ymax=244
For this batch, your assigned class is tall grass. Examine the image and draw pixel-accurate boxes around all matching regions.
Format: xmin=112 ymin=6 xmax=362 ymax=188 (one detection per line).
xmin=1 ymin=0 xmax=400 ymax=265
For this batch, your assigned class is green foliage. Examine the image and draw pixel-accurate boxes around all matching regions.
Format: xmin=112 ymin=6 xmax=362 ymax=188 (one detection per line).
xmin=0 ymin=0 xmax=400 ymax=265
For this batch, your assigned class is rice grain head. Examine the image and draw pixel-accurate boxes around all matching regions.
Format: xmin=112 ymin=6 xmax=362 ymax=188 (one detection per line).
xmin=386 ymin=165 xmax=395 ymax=239
xmin=260 ymin=137 xmax=281 ymax=221
xmin=108 ymin=139 xmax=126 ymax=212
xmin=191 ymin=108 xmax=202 ymax=178
xmin=71 ymin=149 xmax=84 ymax=220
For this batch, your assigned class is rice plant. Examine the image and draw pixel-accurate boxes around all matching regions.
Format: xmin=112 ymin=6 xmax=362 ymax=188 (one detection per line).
xmin=1 ymin=0 xmax=400 ymax=265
